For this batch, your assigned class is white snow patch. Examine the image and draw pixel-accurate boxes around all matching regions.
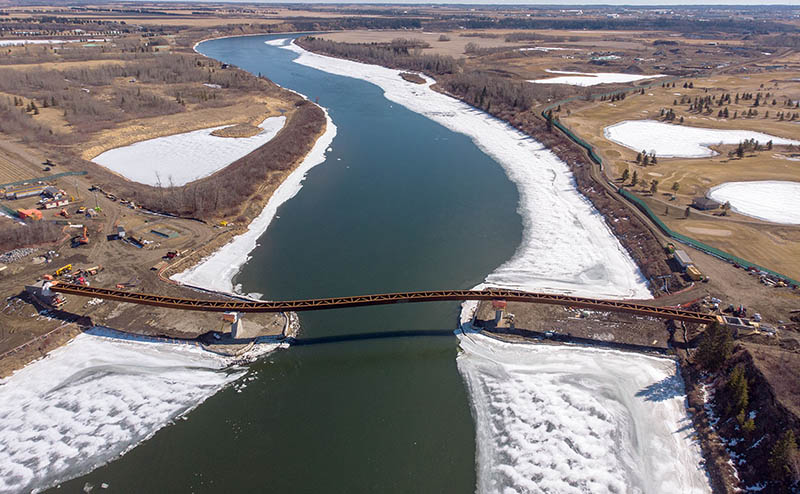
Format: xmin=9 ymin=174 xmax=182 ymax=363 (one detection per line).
xmin=0 ymin=329 xmax=281 ymax=494
xmin=457 ymin=333 xmax=711 ymax=494
xmin=282 ymin=40 xmax=649 ymax=300
xmin=604 ymin=120 xmax=800 ymax=158
xmin=708 ymin=181 xmax=800 ymax=225
xmin=171 ymin=109 xmax=336 ymax=294
xmin=0 ymin=38 xmax=103 ymax=47
xmin=529 ymin=70 xmax=664 ymax=87
xmin=518 ymin=46 xmax=579 ymax=52
xmin=92 ymin=116 xmax=286 ymax=186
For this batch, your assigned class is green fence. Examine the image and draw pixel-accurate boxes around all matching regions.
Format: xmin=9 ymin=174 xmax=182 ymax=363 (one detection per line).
xmin=0 ymin=171 xmax=87 ymax=189
xmin=542 ymin=77 xmax=800 ymax=287
xmin=0 ymin=203 xmax=16 ymax=218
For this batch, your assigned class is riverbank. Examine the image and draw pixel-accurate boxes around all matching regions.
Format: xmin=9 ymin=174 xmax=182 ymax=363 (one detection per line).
xmin=0 ymin=64 xmax=331 ymax=380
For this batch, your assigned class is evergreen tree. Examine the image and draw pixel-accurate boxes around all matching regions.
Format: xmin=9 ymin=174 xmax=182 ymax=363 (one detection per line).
xmin=650 ymin=179 xmax=659 ymax=194
xmin=621 ymin=168 xmax=630 ymax=182
xmin=695 ymin=322 xmax=732 ymax=371
xmin=631 ymin=170 xmax=638 ymax=187
xmin=635 ymin=152 xmax=642 ymax=164
xmin=672 ymin=182 xmax=680 ymax=193
xmin=769 ymin=430 xmax=798 ymax=482
xmin=727 ymin=364 xmax=749 ymax=416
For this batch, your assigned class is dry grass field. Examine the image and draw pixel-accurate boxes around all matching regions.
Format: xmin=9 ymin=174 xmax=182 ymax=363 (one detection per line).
xmin=80 ymin=91 xmax=287 ymax=159
xmin=562 ymin=70 xmax=800 ymax=280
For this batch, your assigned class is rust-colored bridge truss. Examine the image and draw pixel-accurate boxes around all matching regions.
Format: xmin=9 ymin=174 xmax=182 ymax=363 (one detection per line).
xmin=50 ymin=283 xmax=717 ymax=324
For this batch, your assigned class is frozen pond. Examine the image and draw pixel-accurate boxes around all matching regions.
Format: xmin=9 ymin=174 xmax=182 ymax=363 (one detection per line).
xmin=457 ymin=333 xmax=710 ymax=494
xmin=604 ymin=120 xmax=800 ymax=158
xmin=93 ymin=116 xmax=286 ymax=186
xmin=529 ymin=70 xmax=664 ymax=87
xmin=708 ymin=181 xmax=800 ymax=224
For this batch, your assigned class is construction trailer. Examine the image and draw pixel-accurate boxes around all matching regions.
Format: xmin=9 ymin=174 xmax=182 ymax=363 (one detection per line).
xmin=42 ymin=198 xmax=70 ymax=209
xmin=673 ymin=249 xmax=693 ymax=271
xmin=5 ymin=184 xmax=46 ymax=200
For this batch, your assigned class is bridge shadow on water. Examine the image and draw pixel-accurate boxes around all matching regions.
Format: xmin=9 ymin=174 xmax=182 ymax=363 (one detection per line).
xmin=286 ymin=329 xmax=457 ymax=346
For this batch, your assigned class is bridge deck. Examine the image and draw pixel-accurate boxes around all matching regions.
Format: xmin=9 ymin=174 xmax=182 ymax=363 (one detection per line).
xmin=49 ymin=283 xmax=717 ymax=325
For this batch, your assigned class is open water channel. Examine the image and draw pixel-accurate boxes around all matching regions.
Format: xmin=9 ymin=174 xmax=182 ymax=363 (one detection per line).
xmin=53 ymin=34 xmax=523 ymax=492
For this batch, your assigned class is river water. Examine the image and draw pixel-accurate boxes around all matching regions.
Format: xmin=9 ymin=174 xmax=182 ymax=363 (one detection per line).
xmin=51 ymin=34 xmax=522 ymax=492
xmin=38 ymin=34 xmax=710 ymax=493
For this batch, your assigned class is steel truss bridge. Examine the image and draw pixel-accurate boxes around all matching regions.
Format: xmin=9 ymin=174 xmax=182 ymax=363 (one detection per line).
xmin=50 ymin=283 xmax=717 ymax=325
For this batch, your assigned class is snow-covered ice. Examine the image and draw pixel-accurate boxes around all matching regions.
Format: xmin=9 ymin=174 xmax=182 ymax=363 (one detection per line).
xmin=92 ymin=116 xmax=286 ymax=186
xmin=457 ymin=333 xmax=710 ymax=494
xmin=171 ymin=109 xmax=336 ymax=294
xmin=604 ymin=120 xmax=800 ymax=158
xmin=708 ymin=181 xmax=800 ymax=224
xmin=281 ymin=40 xmax=650 ymax=300
xmin=0 ymin=329 xmax=280 ymax=494
xmin=529 ymin=70 xmax=664 ymax=87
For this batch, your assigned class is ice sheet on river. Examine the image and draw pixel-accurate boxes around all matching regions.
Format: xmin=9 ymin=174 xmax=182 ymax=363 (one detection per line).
xmin=279 ymin=39 xmax=650 ymax=300
xmin=0 ymin=330 xmax=279 ymax=493
xmin=457 ymin=333 xmax=710 ymax=494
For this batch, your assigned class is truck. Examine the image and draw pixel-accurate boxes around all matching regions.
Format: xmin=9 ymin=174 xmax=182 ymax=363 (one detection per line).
xmin=54 ymin=264 xmax=72 ymax=277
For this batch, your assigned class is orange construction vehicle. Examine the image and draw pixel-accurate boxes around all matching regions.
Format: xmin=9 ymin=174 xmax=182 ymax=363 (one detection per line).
xmin=59 ymin=208 xmax=70 ymax=218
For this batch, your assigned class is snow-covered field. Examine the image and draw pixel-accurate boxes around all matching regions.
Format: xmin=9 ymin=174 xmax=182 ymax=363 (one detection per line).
xmin=92 ymin=116 xmax=286 ymax=186
xmin=604 ymin=120 xmax=800 ymax=158
xmin=0 ymin=39 xmax=102 ymax=47
xmin=518 ymin=47 xmax=578 ymax=52
xmin=457 ymin=333 xmax=710 ymax=494
xmin=708 ymin=181 xmax=800 ymax=224
xmin=529 ymin=70 xmax=664 ymax=87
xmin=171 ymin=110 xmax=336 ymax=294
xmin=0 ymin=329 xmax=281 ymax=494
xmin=280 ymin=39 xmax=650 ymax=300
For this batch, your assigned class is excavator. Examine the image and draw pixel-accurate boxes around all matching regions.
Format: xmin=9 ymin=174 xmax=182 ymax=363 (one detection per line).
xmin=71 ymin=226 xmax=89 ymax=247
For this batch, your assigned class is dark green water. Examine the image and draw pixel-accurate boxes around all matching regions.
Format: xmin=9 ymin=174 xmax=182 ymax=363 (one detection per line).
xmin=56 ymin=34 xmax=523 ymax=492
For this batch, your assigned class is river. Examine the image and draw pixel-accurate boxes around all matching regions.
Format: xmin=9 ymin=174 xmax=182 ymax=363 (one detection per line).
xmin=48 ymin=34 xmax=522 ymax=493
xmin=19 ymin=34 xmax=707 ymax=493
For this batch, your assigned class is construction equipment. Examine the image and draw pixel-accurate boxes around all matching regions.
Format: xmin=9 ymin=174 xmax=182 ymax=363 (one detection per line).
xmin=686 ymin=265 xmax=703 ymax=281
xmin=79 ymin=226 xmax=88 ymax=245
xmin=58 ymin=208 xmax=70 ymax=218
xmin=84 ymin=265 xmax=103 ymax=276
xmin=54 ymin=264 xmax=72 ymax=277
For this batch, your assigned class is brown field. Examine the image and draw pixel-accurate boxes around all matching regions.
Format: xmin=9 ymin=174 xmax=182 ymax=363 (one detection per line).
xmin=319 ymin=29 xmax=534 ymax=57
xmin=0 ymin=138 xmax=50 ymax=185
xmin=79 ymin=92 xmax=286 ymax=159
xmin=562 ymin=69 xmax=800 ymax=280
